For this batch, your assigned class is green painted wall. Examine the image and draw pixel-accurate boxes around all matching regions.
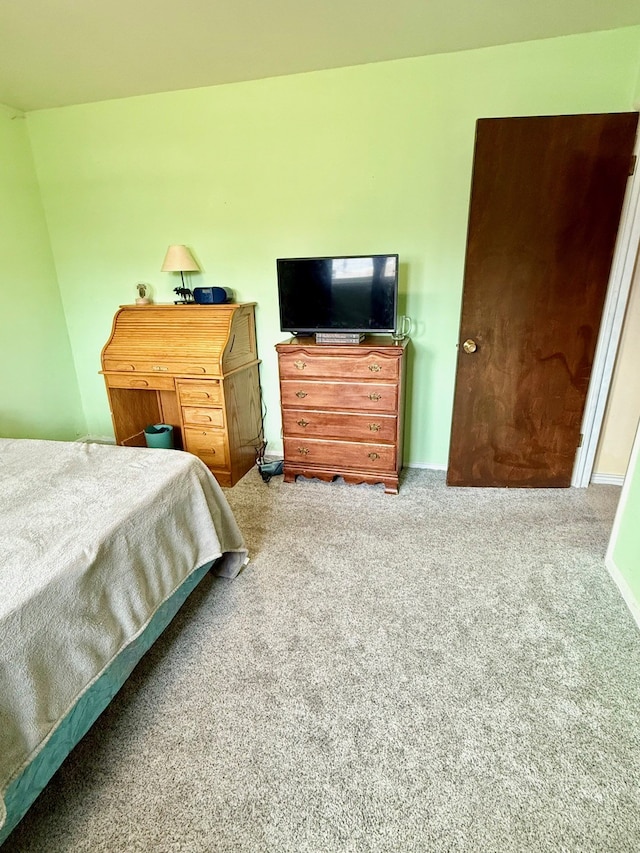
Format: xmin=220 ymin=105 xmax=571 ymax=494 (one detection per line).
xmin=612 ymin=428 xmax=640 ymax=602
xmin=0 ymin=104 xmax=85 ymax=440
xmin=26 ymin=26 xmax=640 ymax=462
xmin=618 ymin=58 xmax=640 ymax=604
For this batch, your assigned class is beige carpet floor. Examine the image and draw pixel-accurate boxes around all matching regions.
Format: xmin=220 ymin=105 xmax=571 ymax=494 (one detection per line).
xmin=4 ymin=468 xmax=640 ymax=852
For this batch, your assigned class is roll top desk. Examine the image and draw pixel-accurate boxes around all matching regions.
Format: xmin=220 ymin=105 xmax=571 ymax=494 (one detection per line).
xmin=101 ymin=303 xmax=262 ymax=487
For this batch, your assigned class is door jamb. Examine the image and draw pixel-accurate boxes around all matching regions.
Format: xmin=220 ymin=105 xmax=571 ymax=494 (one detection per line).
xmin=573 ymin=125 xmax=640 ymax=487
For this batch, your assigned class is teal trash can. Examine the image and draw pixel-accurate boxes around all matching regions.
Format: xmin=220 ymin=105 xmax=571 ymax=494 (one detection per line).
xmin=144 ymin=424 xmax=174 ymax=449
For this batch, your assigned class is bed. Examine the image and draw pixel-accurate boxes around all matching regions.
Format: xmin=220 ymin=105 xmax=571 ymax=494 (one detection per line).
xmin=0 ymin=438 xmax=248 ymax=844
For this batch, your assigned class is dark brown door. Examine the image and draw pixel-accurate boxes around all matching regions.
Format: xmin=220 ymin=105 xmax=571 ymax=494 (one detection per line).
xmin=447 ymin=113 xmax=638 ymax=487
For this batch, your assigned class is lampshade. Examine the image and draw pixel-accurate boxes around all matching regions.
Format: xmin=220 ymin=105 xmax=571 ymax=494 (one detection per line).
xmin=161 ymin=245 xmax=200 ymax=272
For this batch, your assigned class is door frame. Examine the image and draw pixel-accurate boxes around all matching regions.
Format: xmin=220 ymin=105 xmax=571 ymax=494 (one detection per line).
xmin=605 ymin=417 xmax=640 ymax=628
xmin=573 ymin=127 xmax=640 ymax=487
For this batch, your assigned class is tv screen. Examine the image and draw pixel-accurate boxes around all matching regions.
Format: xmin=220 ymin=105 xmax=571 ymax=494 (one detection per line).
xmin=277 ymin=254 xmax=398 ymax=335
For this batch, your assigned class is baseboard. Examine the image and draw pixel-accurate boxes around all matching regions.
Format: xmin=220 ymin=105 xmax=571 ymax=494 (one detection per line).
xmin=591 ymin=472 xmax=625 ymax=486
xmin=407 ymin=464 xmax=621 ymax=482
xmin=75 ymin=435 xmax=116 ymax=445
xmin=404 ymin=462 xmax=448 ymax=471
xmin=605 ymin=554 xmax=640 ymax=633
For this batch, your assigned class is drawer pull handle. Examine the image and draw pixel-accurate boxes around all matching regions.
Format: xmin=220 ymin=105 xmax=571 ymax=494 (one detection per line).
xmin=294 ymin=360 xmax=307 ymax=370
xmin=368 ymin=392 xmax=381 ymax=401
xmin=295 ymin=390 xmax=308 ymax=398
xmin=369 ymin=363 xmax=382 ymax=372
xmin=369 ymin=423 xmax=381 ymax=432
xmin=152 ymin=365 xmax=169 ymax=372
xmin=297 ymin=418 xmax=309 ymax=427
xmin=130 ymin=379 xmax=149 ymax=387
xmin=368 ymin=452 xmax=380 ymax=461
xmin=297 ymin=447 xmax=310 ymax=455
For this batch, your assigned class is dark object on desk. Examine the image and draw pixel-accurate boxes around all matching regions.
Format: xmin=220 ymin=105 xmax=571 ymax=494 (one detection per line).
xmin=174 ymin=286 xmax=194 ymax=304
xmin=193 ymin=286 xmax=232 ymax=304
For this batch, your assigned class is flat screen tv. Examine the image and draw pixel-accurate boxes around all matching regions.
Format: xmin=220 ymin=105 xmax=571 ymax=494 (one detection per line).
xmin=277 ymin=254 xmax=398 ymax=335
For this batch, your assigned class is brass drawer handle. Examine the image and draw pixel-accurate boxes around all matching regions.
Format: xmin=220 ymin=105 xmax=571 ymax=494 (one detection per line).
xmin=297 ymin=447 xmax=309 ymax=455
xmin=297 ymin=418 xmax=309 ymax=427
xmin=369 ymin=423 xmax=381 ymax=432
xmin=368 ymin=392 xmax=381 ymax=401
xmin=152 ymin=365 xmax=169 ymax=372
xmin=369 ymin=363 xmax=382 ymax=372
xmin=294 ymin=360 xmax=307 ymax=370
xmin=295 ymin=390 xmax=308 ymax=398
xmin=368 ymin=452 xmax=380 ymax=461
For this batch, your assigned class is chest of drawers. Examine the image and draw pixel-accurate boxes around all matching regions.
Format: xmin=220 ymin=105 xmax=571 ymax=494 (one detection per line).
xmin=275 ymin=337 xmax=407 ymax=494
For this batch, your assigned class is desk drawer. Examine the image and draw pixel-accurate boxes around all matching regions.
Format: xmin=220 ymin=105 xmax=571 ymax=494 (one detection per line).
xmin=177 ymin=380 xmax=222 ymax=406
xmin=182 ymin=406 xmax=225 ymax=428
xmin=278 ymin=351 xmax=400 ymax=381
xmin=183 ymin=428 xmax=228 ymax=467
xmin=103 ymin=359 xmax=219 ymax=376
xmin=282 ymin=409 xmax=397 ymax=442
xmin=284 ymin=438 xmax=395 ymax=473
xmin=105 ymin=373 xmax=175 ymax=391
xmin=138 ymin=361 xmax=218 ymax=376
xmin=280 ymin=380 xmax=398 ymax=413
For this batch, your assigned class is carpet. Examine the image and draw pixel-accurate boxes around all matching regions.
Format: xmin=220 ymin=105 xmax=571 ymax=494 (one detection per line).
xmin=4 ymin=468 xmax=640 ymax=852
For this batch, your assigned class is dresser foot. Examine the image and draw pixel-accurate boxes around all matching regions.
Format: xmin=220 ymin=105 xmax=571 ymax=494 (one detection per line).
xmin=282 ymin=464 xmax=399 ymax=493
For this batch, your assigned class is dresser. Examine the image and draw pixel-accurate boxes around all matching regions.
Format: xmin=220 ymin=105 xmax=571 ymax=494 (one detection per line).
xmin=275 ymin=336 xmax=407 ymax=494
xmin=101 ymin=303 xmax=262 ymax=487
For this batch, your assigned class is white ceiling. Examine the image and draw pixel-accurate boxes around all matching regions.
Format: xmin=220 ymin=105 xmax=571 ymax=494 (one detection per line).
xmin=2 ymin=0 xmax=640 ymax=112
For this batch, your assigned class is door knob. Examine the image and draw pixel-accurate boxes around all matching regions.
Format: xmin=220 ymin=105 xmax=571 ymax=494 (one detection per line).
xmin=462 ymin=339 xmax=477 ymax=354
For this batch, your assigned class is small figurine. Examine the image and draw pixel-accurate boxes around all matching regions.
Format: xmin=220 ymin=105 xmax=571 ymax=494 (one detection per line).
xmin=135 ymin=282 xmax=151 ymax=305
xmin=173 ymin=286 xmax=194 ymax=304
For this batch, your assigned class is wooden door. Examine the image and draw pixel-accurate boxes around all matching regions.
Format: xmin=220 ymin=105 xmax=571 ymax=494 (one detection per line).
xmin=447 ymin=113 xmax=638 ymax=487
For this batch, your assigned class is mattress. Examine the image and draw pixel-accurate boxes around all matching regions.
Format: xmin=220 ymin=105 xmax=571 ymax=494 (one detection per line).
xmin=0 ymin=439 xmax=248 ymax=841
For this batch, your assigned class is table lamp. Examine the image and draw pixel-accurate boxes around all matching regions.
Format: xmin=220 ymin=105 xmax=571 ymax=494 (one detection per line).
xmin=161 ymin=244 xmax=200 ymax=293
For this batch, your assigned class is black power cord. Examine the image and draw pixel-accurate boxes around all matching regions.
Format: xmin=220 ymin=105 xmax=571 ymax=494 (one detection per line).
xmin=251 ymin=365 xmax=283 ymax=484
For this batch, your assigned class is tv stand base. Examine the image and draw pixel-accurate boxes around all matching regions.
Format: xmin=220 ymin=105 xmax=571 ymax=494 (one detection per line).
xmin=315 ymin=332 xmax=365 ymax=344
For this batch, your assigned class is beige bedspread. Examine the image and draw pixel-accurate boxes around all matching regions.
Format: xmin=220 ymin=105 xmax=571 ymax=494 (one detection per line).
xmin=0 ymin=439 xmax=248 ymax=828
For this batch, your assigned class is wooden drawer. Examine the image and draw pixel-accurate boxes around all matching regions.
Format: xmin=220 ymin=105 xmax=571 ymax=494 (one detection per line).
xmin=278 ymin=351 xmax=400 ymax=381
xmin=284 ymin=438 xmax=396 ymax=473
xmin=282 ymin=409 xmax=397 ymax=442
xmin=103 ymin=359 xmax=219 ymax=376
xmin=182 ymin=406 xmax=225 ymax=428
xmin=280 ymin=380 xmax=398 ymax=413
xmin=176 ymin=380 xmax=222 ymax=406
xmin=105 ymin=373 xmax=175 ymax=391
xmin=183 ymin=428 xmax=228 ymax=468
